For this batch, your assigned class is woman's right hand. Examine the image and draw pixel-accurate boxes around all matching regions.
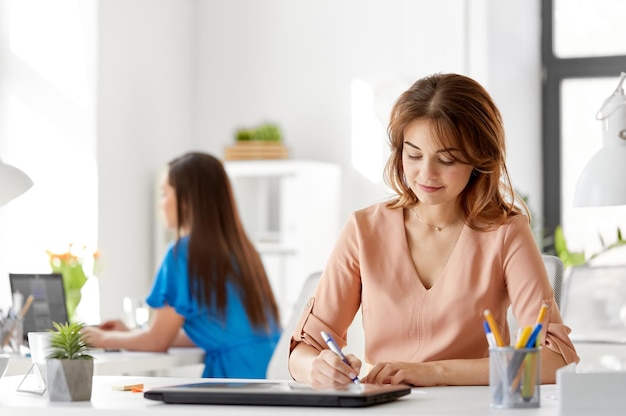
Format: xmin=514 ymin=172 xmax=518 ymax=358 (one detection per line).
xmin=98 ymin=319 xmax=130 ymax=331
xmin=309 ymin=349 xmax=362 ymax=389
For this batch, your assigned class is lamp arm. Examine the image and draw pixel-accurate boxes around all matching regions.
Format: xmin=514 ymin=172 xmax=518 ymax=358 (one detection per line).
xmin=616 ymin=71 xmax=626 ymax=93
xmin=596 ymin=71 xmax=626 ymax=121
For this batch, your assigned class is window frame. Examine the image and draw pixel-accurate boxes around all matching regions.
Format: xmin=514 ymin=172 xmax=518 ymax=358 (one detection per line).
xmin=541 ymin=0 xmax=626 ymax=252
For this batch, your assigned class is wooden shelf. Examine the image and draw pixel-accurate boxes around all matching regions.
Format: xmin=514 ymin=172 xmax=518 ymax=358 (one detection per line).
xmin=224 ymin=142 xmax=288 ymax=160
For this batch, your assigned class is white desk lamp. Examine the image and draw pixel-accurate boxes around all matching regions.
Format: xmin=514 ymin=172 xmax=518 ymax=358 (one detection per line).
xmin=0 ymin=159 xmax=33 ymax=206
xmin=573 ymin=72 xmax=626 ymax=207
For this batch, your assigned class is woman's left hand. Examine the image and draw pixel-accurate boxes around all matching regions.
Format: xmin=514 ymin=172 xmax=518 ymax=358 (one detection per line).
xmin=363 ymin=361 xmax=438 ymax=386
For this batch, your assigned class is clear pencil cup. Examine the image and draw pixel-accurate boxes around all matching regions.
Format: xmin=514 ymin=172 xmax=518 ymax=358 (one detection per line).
xmin=1 ymin=317 xmax=23 ymax=353
xmin=489 ymin=347 xmax=540 ymax=409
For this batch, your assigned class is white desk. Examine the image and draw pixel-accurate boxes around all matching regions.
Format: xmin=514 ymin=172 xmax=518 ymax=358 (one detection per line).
xmin=0 ymin=375 xmax=562 ymax=416
xmin=5 ymin=342 xmax=620 ymax=376
xmin=0 ymin=342 xmax=622 ymax=415
xmin=4 ymin=348 xmax=205 ymax=377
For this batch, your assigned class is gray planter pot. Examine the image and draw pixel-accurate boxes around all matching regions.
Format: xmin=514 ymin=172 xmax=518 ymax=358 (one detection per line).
xmin=46 ymin=359 xmax=94 ymax=401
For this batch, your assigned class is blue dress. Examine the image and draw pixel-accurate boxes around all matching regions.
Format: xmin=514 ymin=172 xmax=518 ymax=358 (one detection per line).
xmin=146 ymin=238 xmax=281 ymax=378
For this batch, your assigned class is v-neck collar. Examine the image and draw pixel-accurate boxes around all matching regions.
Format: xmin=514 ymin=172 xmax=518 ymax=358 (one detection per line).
xmin=401 ymin=208 xmax=467 ymax=291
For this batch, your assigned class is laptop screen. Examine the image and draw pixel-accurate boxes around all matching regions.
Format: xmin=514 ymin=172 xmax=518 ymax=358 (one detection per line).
xmin=9 ymin=273 xmax=69 ymax=342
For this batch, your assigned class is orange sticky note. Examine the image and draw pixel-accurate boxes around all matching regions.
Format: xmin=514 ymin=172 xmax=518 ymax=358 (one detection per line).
xmin=112 ymin=383 xmax=144 ymax=391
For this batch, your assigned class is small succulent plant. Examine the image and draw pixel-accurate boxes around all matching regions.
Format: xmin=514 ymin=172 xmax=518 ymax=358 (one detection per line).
xmin=46 ymin=321 xmax=93 ymax=360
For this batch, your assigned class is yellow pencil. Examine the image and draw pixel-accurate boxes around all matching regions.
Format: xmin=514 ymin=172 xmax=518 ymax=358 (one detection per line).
xmin=532 ymin=303 xmax=549 ymax=347
xmin=535 ymin=303 xmax=549 ymax=325
xmin=514 ymin=325 xmax=533 ymax=349
xmin=483 ymin=309 xmax=504 ymax=347
xmin=518 ymin=304 xmax=548 ymax=401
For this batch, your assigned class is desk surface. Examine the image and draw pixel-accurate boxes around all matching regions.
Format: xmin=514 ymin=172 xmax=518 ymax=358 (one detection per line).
xmin=1 ymin=342 xmax=624 ymax=415
xmin=0 ymin=375 xmax=561 ymax=416
xmin=4 ymin=348 xmax=205 ymax=377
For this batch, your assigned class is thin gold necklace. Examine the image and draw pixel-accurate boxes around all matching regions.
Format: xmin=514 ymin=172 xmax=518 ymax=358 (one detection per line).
xmin=412 ymin=207 xmax=461 ymax=232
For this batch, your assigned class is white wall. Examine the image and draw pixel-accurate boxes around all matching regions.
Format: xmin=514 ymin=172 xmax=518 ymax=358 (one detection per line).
xmin=485 ymin=1 xmax=542 ymax=220
xmin=96 ymin=0 xmax=542 ymax=320
xmin=96 ymin=0 xmax=196 ymax=318
xmin=196 ymin=0 xmax=467 ymax=221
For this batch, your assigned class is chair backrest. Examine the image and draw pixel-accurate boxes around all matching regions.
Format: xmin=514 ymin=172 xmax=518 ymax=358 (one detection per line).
xmin=507 ymin=254 xmax=564 ymax=338
xmin=541 ymin=254 xmax=564 ymax=309
xmin=266 ymin=271 xmax=322 ymax=379
xmin=266 ymin=270 xmax=366 ymax=379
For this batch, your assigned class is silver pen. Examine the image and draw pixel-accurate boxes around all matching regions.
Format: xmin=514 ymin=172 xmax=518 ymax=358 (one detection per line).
xmin=321 ymin=330 xmax=360 ymax=384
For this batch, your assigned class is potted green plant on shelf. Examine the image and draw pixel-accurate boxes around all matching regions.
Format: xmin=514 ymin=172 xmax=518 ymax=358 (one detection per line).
xmin=226 ymin=122 xmax=288 ymax=160
xmin=46 ymin=321 xmax=94 ymax=402
xmin=235 ymin=122 xmax=283 ymax=142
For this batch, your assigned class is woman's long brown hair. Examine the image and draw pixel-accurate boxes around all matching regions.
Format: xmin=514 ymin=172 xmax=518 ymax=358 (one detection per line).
xmin=384 ymin=73 xmax=527 ymax=230
xmin=168 ymin=152 xmax=280 ymax=330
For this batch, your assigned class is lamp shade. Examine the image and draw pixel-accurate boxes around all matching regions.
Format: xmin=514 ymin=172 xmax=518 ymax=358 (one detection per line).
xmin=573 ymin=72 xmax=626 ymax=207
xmin=573 ymin=141 xmax=626 ymax=206
xmin=0 ymin=160 xmax=33 ymax=206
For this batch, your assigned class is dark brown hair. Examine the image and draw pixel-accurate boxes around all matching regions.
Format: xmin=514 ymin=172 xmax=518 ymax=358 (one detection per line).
xmin=167 ymin=152 xmax=280 ymax=330
xmin=384 ymin=73 xmax=526 ymax=230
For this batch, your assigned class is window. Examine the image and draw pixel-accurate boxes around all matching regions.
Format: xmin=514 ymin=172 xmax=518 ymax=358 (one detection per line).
xmin=0 ymin=0 xmax=98 ymax=314
xmin=553 ymin=0 xmax=626 ymax=58
xmin=350 ymin=79 xmax=390 ymax=184
xmin=542 ymin=0 xmax=626 ymax=257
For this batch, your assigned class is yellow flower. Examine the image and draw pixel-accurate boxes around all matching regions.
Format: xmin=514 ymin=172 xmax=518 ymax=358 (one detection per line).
xmin=46 ymin=244 xmax=101 ymax=321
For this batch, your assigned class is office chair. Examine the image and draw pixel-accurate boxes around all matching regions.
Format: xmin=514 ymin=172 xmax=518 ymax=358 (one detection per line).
xmin=266 ymin=271 xmax=322 ymax=379
xmin=541 ymin=254 xmax=564 ymax=309
xmin=507 ymin=254 xmax=564 ymax=338
xmin=266 ymin=270 xmax=366 ymax=379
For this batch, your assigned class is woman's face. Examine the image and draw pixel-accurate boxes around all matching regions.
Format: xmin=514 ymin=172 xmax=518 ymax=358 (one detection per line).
xmin=402 ymin=119 xmax=474 ymax=208
xmin=159 ymin=171 xmax=178 ymax=230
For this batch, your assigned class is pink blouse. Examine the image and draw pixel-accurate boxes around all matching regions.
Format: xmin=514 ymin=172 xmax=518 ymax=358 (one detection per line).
xmin=290 ymin=202 xmax=579 ymax=367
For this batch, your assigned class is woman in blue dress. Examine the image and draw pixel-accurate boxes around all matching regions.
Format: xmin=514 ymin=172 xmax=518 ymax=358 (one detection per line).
xmin=83 ymin=152 xmax=281 ymax=378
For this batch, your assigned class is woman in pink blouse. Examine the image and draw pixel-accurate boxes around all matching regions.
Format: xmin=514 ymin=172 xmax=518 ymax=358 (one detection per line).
xmin=289 ymin=73 xmax=579 ymax=388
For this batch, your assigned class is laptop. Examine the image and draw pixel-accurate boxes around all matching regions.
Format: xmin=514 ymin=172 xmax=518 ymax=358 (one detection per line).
xmin=9 ymin=273 xmax=69 ymax=343
xmin=144 ymin=380 xmax=411 ymax=408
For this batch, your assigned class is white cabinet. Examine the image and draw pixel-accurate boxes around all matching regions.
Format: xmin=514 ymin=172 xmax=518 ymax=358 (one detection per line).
xmin=224 ymin=160 xmax=342 ymax=324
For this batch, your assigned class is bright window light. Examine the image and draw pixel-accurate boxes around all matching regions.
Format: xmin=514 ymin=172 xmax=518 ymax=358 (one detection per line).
xmin=8 ymin=0 xmax=90 ymax=109
xmin=0 ymin=0 xmax=97 ymax=319
xmin=350 ymin=79 xmax=387 ymax=184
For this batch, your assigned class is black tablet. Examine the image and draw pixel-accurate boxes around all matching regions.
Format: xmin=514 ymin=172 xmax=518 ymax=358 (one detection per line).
xmin=144 ymin=380 xmax=411 ymax=408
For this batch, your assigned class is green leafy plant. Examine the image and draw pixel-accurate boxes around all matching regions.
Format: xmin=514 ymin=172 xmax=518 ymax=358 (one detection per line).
xmin=252 ymin=123 xmax=282 ymax=142
xmin=235 ymin=122 xmax=282 ymax=142
xmin=554 ymin=225 xmax=625 ymax=268
xmin=235 ymin=128 xmax=254 ymax=141
xmin=47 ymin=244 xmax=101 ymax=321
xmin=47 ymin=321 xmax=93 ymax=360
